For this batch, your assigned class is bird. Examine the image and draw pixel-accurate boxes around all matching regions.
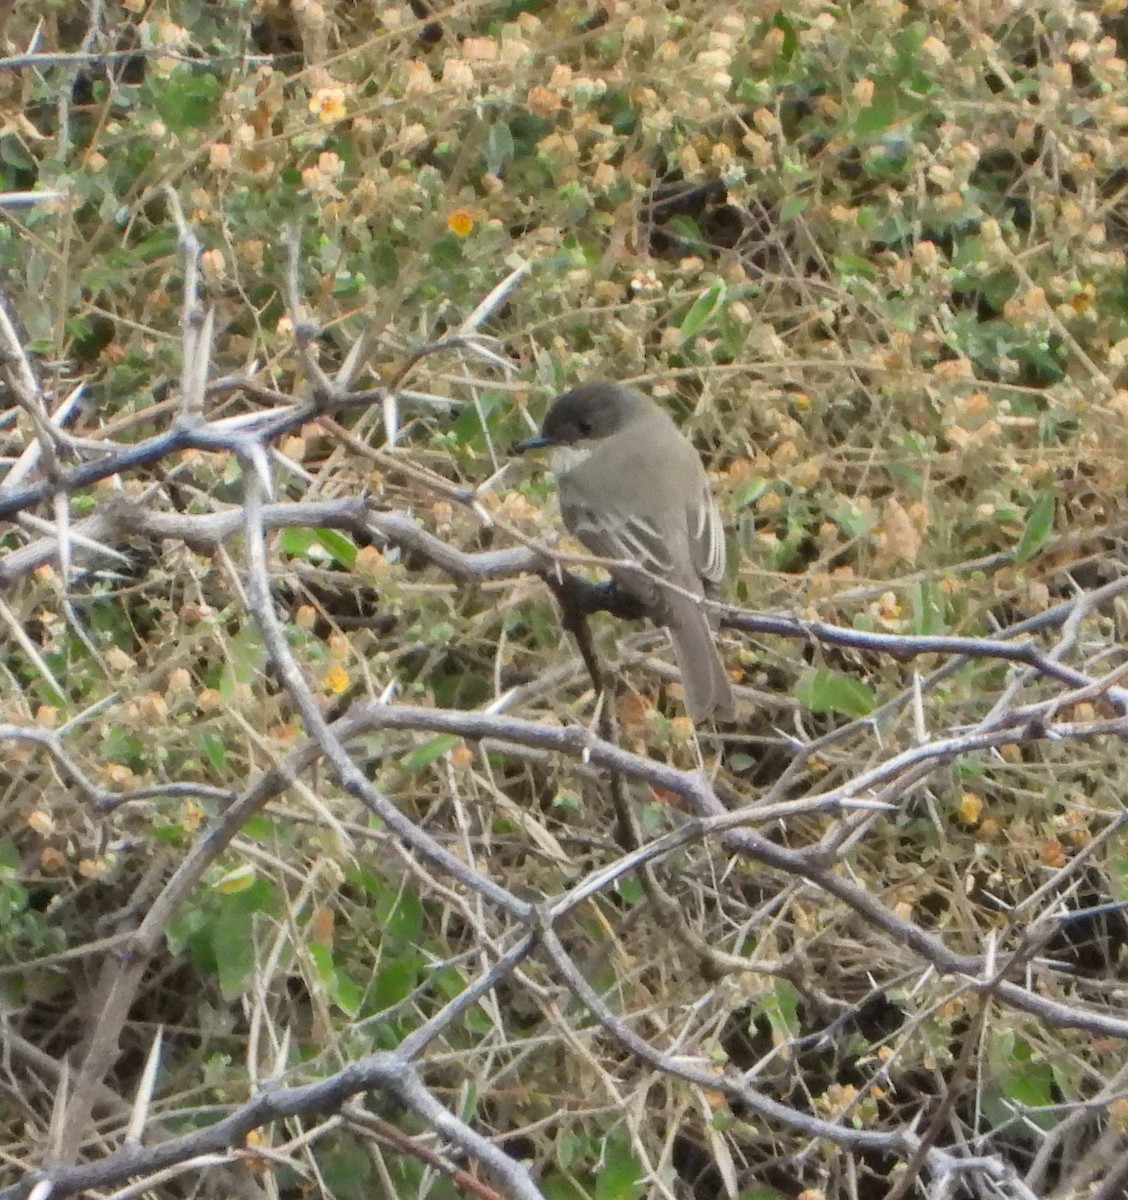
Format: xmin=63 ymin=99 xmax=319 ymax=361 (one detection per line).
xmin=518 ymin=381 xmax=735 ymax=723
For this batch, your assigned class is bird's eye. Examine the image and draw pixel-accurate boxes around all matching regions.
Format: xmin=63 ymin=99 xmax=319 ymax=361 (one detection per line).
xmin=577 ymin=418 xmax=593 ymax=436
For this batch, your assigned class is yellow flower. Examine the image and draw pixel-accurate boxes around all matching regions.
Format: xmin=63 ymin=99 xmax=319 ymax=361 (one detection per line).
xmin=957 ymin=792 xmax=983 ymax=825
xmin=447 ymin=209 xmax=474 ymax=237
xmin=323 ymin=665 xmax=350 ymax=694
xmin=309 ymin=87 xmax=347 ymax=123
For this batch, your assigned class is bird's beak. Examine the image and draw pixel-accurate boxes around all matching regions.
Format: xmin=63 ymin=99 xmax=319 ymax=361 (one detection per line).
xmin=515 ymin=433 xmax=552 ymax=454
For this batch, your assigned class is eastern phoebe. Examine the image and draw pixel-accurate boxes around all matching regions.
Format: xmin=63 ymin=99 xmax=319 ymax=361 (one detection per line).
xmin=518 ymin=382 xmax=735 ymax=723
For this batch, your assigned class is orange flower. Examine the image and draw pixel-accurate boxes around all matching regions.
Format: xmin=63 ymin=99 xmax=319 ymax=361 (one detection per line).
xmin=447 ymin=209 xmax=474 ymax=237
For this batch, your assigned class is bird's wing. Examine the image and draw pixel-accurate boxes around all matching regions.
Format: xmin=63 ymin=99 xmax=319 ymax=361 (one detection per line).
xmin=559 ymin=491 xmax=677 ymax=580
xmin=689 ymin=482 xmax=726 ymax=587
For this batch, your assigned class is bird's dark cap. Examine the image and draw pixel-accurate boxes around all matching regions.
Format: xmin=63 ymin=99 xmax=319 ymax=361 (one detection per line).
xmin=515 ymin=382 xmax=651 ymax=455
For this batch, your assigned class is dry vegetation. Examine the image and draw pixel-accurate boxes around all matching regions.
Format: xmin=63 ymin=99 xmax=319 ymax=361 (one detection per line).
xmin=4 ymin=0 xmax=1128 ymax=1198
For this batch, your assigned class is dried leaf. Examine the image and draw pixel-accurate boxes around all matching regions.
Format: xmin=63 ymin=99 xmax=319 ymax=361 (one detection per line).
xmin=876 ymin=497 xmax=921 ymax=567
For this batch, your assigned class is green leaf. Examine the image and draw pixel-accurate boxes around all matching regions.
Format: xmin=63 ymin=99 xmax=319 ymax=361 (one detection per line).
xmin=0 ymin=136 xmax=36 ymax=173
xmin=152 ymin=69 xmax=222 ymax=133
xmin=371 ymin=954 xmax=422 ymax=1010
xmin=995 ymin=1039 xmax=1055 ymax=1129
xmin=400 ymin=734 xmax=461 ymax=772
xmin=212 ymin=892 xmax=263 ymax=998
xmin=329 ymin=967 xmax=362 ymax=1017
xmin=374 ymin=884 xmax=425 ymax=944
xmin=314 ymin=528 xmax=358 ymax=568
xmin=666 ymin=215 xmax=705 ymax=246
xmin=1015 ymin=487 xmax=1055 ymax=562
xmin=543 ymin=1177 xmax=589 ymax=1200
xmin=429 ymin=233 xmax=464 ymax=268
xmin=601 ymin=89 xmax=638 ymax=135
xmin=557 ymin=1130 xmax=585 ymax=1170
xmin=485 ymin=120 xmax=515 ymax=176
xmin=451 ymin=391 xmax=504 ymax=444
xmin=760 ymin=979 xmax=801 ymax=1043
xmin=834 ymin=253 xmax=877 ymax=280
xmin=165 ymin=906 xmax=209 ymax=960
xmin=911 ymin=581 xmax=945 ymax=636
xmin=595 ymin=1132 xmax=644 ymax=1200
xmin=278 ymin=526 xmax=358 ymax=567
xmin=320 ymin=1141 xmax=372 ymax=1200
xmin=213 ymin=863 xmax=256 ymax=895
xmin=551 ymin=788 xmax=582 ymax=813
xmin=200 ymin=732 xmax=227 ymax=770
xmin=830 ymin=496 xmax=875 ymax=537
xmin=853 ymin=85 xmax=897 ymax=137
xmin=680 ymin=279 xmax=727 ymax=341
xmin=769 ymin=10 xmax=798 ymax=64
xmin=1109 ymin=843 xmax=1128 ymax=901
xmin=616 ymin=876 xmax=645 ymax=905
xmin=278 ymin=527 xmax=316 ymax=557
xmin=733 ymin=478 xmax=771 ymax=509
xmin=979 ymin=270 xmax=1019 ymax=311
xmin=796 ymin=668 xmax=876 ymax=717
xmin=432 ymin=965 xmax=469 ymax=1000
xmin=306 ymin=941 xmax=331 ymax=985
xmin=779 ymin=195 xmax=809 ymax=221
xmin=371 ymin=239 xmax=399 ymax=285
xmin=220 ymin=627 xmax=266 ymax=695
xmin=240 ymin=813 xmax=276 ymax=840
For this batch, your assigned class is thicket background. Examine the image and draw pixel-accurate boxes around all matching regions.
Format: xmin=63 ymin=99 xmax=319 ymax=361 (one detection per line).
xmin=3 ymin=1 xmax=1128 ymax=1198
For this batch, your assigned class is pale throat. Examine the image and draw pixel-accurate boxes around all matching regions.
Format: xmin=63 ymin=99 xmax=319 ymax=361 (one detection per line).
xmin=549 ymin=443 xmax=596 ymax=475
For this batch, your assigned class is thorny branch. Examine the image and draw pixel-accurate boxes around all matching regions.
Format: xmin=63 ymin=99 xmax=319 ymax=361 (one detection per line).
xmin=3 ymin=212 xmax=1128 ymax=1200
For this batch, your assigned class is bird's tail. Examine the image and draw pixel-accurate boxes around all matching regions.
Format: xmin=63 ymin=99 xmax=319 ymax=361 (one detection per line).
xmin=665 ymin=594 xmax=735 ymax=724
